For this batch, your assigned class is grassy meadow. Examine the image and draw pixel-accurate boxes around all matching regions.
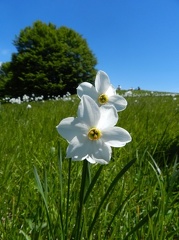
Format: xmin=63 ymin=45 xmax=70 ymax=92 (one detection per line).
xmin=0 ymin=91 xmax=179 ymax=239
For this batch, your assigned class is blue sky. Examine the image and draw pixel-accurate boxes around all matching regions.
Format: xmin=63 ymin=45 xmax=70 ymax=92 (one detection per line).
xmin=1 ymin=0 xmax=179 ymax=93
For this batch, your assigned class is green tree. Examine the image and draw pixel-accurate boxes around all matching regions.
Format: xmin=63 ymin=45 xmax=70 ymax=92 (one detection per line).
xmin=3 ymin=21 xmax=97 ymax=98
xmin=0 ymin=62 xmax=12 ymax=97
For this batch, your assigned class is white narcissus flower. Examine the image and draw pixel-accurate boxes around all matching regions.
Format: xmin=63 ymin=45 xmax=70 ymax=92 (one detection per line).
xmin=77 ymin=70 xmax=127 ymax=112
xmin=56 ymin=95 xmax=131 ymax=164
xmin=26 ymin=104 xmax=32 ymax=109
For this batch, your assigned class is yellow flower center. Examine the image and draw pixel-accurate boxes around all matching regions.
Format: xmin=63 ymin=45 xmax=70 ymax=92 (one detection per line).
xmin=98 ymin=94 xmax=108 ymax=105
xmin=88 ymin=128 xmax=102 ymax=140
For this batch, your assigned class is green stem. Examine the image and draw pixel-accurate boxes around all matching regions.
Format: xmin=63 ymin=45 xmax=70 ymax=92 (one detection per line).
xmin=65 ymin=159 xmax=72 ymax=240
xmin=74 ymin=160 xmax=89 ymax=239
xmin=58 ymin=142 xmax=64 ymax=239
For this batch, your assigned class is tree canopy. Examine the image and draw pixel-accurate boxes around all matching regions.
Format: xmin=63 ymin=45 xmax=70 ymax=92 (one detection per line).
xmin=1 ymin=20 xmax=97 ymax=98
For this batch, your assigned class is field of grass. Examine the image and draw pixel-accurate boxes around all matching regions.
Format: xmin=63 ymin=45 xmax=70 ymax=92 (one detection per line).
xmin=0 ymin=91 xmax=179 ymax=239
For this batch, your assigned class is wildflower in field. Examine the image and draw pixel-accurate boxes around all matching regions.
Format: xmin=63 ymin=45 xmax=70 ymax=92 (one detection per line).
xmin=56 ymin=95 xmax=131 ymax=164
xmin=26 ymin=104 xmax=32 ymax=109
xmin=23 ymin=94 xmax=30 ymax=102
xmin=124 ymin=91 xmax=133 ymax=97
xmin=77 ymin=70 xmax=127 ymax=112
xmin=9 ymin=97 xmax=21 ymax=104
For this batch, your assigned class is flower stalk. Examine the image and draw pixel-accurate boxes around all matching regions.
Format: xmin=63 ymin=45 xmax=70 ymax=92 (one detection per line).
xmin=74 ymin=160 xmax=91 ymax=239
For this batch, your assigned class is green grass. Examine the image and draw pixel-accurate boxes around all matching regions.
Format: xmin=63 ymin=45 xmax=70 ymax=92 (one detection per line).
xmin=0 ymin=93 xmax=179 ymax=239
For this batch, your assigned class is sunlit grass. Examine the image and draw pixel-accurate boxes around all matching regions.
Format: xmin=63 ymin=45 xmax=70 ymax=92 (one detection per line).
xmin=0 ymin=93 xmax=179 ymax=239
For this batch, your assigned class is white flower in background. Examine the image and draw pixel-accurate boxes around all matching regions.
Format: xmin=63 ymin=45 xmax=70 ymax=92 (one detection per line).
xmin=23 ymin=94 xmax=30 ymax=102
xmin=9 ymin=97 xmax=21 ymax=104
xmin=56 ymin=95 xmax=131 ymax=164
xmin=77 ymin=70 xmax=127 ymax=112
xmin=124 ymin=91 xmax=133 ymax=97
xmin=26 ymin=104 xmax=32 ymax=109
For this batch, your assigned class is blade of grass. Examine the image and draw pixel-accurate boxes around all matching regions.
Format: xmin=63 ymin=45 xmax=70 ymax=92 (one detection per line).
xmin=88 ymin=158 xmax=136 ymax=238
xmin=33 ymin=166 xmax=53 ymax=239
xmin=123 ymin=208 xmax=158 ymax=240
xmin=105 ymin=187 xmax=136 ymax=237
xmin=83 ymin=165 xmax=103 ymax=204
